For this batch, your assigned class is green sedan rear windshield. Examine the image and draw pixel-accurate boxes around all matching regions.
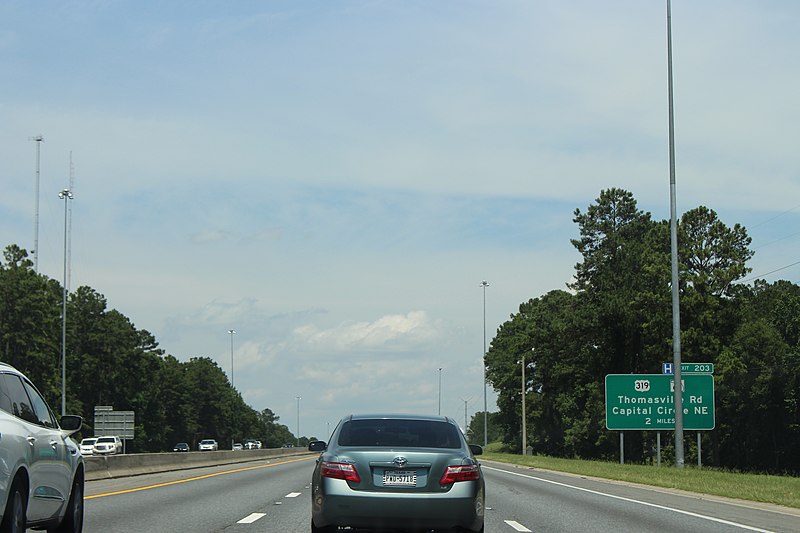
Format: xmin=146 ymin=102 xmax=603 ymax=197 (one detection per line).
xmin=338 ymin=419 xmax=461 ymax=448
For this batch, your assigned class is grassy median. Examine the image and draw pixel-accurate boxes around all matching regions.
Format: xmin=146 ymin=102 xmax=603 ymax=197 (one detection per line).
xmin=483 ymin=452 xmax=800 ymax=509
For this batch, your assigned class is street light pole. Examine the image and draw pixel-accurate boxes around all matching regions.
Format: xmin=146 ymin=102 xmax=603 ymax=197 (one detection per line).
xmin=58 ymin=188 xmax=73 ymax=416
xmin=438 ymin=367 xmax=442 ymax=415
xmin=520 ymin=353 xmax=528 ymax=455
xmin=296 ymin=396 xmax=301 ymax=447
xmin=666 ymin=0 xmax=685 ymax=469
xmin=521 ymin=351 xmax=527 ymax=455
xmin=480 ymin=280 xmax=490 ymax=447
xmin=228 ymin=330 xmax=236 ymax=388
xmin=228 ymin=329 xmax=237 ymax=450
xmin=31 ymin=135 xmax=43 ymax=273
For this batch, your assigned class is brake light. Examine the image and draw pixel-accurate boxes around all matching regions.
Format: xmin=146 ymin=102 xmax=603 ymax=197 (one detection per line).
xmin=320 ymin=461 xmax=361 ymax=482
xmin=439 ymin=464 xmax=480 ymax=484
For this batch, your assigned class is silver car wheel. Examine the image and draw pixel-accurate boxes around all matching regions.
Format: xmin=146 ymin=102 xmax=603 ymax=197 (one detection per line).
xmin=0 ymin=481 xmax=26 ymax=533
xmin=52 ymin=476 xmax=84 ymax=533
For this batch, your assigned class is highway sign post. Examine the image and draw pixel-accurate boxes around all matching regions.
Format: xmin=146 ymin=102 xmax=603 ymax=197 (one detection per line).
xmin=605 ymin=374 xmax=714 ymax=430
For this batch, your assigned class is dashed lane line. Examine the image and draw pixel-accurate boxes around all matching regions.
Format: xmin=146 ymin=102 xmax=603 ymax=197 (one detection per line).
xmin=237 ymin=513 xmax=266 ymax=524
xmin=504 ymin=519 xmax=532 ymax=532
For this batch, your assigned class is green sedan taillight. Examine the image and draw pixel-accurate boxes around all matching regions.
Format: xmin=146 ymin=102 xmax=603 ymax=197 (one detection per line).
xmin=439 ymin=464 xmax=480 ymax=484
xmin=320 ymin=461 xmax=361 ymax=483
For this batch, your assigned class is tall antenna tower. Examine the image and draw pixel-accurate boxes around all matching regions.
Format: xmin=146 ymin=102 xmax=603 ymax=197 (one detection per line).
xmin=30 ymin=135 xmax=44 ymax=272
xmin=68 ymin=152 xmax=75 ymax=291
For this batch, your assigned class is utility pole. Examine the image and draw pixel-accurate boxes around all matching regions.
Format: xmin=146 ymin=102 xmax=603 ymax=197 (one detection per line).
xmin=521 ymin=351 xmax=527 ymax=455
xmin=296 ymin=396 xmax=301 ymax=447
xmin=68 ymin=153 xmax=75 ymax=291
xmin=462 ymin=398 xmax=469 ymax=436
xmin=666 ymin=0 xmax=685 ymax=468
xmin=30 ymin=135 xmax=43 ymax=273
xmin=480 ymin=280 xmax=490 ymax=447
xmin=438 ymin=367 xmax=442 ymax=415
xmin=228 ymin=330 xmax=236 ymax=387
xmin=59 ymin=188 xmax=73 ymax=416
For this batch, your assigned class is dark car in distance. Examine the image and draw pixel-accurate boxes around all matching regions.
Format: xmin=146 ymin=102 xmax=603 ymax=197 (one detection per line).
xmin=173 ymin=442 xmax=190 ymax=452
xmin=308 ymin=413 xmax=484 ymax=532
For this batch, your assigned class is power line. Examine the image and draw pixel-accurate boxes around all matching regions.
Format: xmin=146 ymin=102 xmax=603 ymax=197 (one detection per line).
xmin=748 ymin=204 xmax=800 ymax=230
xmin=752 ymin=229 xmax=800 ymax=251
xmin=739 ymin=260 xmax=800 ymax=284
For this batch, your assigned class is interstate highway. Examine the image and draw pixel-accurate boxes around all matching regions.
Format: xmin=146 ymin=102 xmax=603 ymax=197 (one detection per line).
xmin=83 ymin=457 xmax=799 ymax=532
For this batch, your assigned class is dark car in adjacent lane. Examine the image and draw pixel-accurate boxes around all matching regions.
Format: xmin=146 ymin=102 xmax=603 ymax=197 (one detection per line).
xmin=308 ymin=413 xmax=484 ymax=532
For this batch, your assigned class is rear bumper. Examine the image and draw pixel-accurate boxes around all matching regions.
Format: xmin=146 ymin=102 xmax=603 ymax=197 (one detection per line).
xmin=313 ymin=478 xmax=484 ymax=531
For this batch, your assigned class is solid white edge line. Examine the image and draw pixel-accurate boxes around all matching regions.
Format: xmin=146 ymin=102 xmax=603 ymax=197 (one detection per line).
xmin=504 ymin=519 xmax=532 ymax=532
xmin=484 ymin=466 xmax=774 ymax=533
xmin=237 ymin=512 xmax=266 ymax=524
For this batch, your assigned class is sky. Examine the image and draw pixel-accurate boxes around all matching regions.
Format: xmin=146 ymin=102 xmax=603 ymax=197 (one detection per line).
xmin=2 ymin=1 xmax=799 ymax=443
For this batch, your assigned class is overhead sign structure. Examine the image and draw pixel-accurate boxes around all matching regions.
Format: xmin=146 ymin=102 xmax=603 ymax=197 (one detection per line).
xmin=605 ymin=374 xmax=714 ymax=430
xmin=662 ymin=362 xmax=714 ymax=375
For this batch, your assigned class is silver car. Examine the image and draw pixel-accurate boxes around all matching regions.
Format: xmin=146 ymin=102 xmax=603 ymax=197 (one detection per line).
xmin=0 ymin=363 xmax=84 ymax=532
xmin=308 ymin=414 xmax=485 ymax=532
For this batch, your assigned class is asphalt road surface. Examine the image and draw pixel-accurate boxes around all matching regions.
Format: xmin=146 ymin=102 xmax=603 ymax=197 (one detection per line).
xmin=82 ymin=456 xmax=799 ymax=532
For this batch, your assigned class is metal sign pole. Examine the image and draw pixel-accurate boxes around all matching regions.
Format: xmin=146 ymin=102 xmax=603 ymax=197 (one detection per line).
xmin=667 ymin=0 xmax=685 ymax=468
xmin=657 ymin=432 xmax=661 ymax=467
xmin=698 ymin=432 xmax=702 ymax=468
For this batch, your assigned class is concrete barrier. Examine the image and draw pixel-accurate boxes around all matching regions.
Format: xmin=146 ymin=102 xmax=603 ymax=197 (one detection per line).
xmin=84 ymin=448 xmax=314 ymax=481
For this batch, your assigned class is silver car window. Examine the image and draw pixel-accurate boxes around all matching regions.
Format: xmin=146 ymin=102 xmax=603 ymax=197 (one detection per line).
xmin=22 ymin=378 xmax=58 ymax=428
xmin=0 ymin=372 xmax=14 ymax=414
xmin=0 ymin=372 xmax=39 ymax=424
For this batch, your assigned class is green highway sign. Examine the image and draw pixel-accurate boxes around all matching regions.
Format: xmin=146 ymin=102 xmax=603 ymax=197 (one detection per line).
xmin=662 ymin=362 xmax=714 ymax=374
xmin=605 ymin=374 xmax=715 ymax=430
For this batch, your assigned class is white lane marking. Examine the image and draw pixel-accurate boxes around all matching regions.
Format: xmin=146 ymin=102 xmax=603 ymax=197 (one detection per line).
xmin=237 ymin=513 xmax=266 ymax=524
xmin=484 ymin=466 xmax=775 ymax=533
xmin=505 ymin=519 xmax=532 ymax=532
xmin=285 ymin=492 xmax=302 ymax=498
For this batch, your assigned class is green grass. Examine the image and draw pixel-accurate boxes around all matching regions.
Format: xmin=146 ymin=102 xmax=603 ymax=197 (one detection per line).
xmin=483 ymin=451 xmax=800 ymax=509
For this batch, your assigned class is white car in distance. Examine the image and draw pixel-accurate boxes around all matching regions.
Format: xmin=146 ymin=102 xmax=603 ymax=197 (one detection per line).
xmin=80 ymin=437 xmax=98 ymax=455
xmin=198 ymin=439 xmax=218 ymax=451
xmin=93 ymin=435 xmax=123 ymax=455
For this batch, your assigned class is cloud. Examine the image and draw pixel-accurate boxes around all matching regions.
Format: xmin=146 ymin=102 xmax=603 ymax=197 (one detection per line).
xmin=3 ymin=0 xmax=798 ymax=440
xmin=191 ymin=230 xmax=230 ymax=243
xmin=292 ymin=311 xmax=441 ymax=353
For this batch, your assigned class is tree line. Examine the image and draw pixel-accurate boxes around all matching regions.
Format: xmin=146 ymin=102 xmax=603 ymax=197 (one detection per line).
xmin=3 ymin=187 xmax=798 ymax=470
xmin=0 ymin=243 xmax=296 ymax=451
xmin=485 ymin=188 xmax=799 ymax=474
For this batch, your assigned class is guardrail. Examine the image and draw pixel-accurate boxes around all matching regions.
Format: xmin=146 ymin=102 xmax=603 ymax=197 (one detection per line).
xmin=84 ymin=448 xmax=314 ymax=481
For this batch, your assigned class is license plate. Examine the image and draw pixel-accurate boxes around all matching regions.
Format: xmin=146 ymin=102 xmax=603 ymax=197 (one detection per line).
xmin=383 ymin=470 xmax=417 ymax=486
